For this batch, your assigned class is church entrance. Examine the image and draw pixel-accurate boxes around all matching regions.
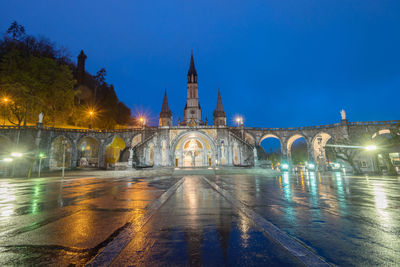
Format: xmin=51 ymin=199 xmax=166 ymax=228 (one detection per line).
xmin=183 ymin=139 xmax=205 ymax=167
xmin=173 ymin=132 xmax=215 ymax=168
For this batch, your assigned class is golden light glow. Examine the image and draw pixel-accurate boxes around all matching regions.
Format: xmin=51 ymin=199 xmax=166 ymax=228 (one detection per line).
xmin=138 ymin=116 xmax=146 ymax=125
xmin=234 ymin=115 xmax=244 ymax=126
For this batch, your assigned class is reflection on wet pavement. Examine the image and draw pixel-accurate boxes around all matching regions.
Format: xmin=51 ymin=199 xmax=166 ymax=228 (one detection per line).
xmin=208 ymin=172 xmax=400 ymax=266
xmin=113 ymin=176 xmax=301 ymax=266
xmin=0 ymin=172 xmax=399 ymax=266
xmin=0 ymin=176 xmax=180 ymax=266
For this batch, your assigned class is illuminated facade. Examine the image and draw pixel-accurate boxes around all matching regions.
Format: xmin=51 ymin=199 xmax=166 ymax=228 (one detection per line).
xmin=1 ymin=53 xmax=399 ymax=174
xmin=134 ymin=53 xmax=253 ymax=167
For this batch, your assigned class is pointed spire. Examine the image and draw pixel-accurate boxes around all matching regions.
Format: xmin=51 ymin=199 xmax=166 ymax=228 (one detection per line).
xmin=160 ymin=88 xmax=171 ymax=117
xmin=187 ymin=50 xmax=197 ymax=77
xmin=159 ymin=89 xmax=172 ymax=126
xmin=213 ymin=89 xmax=226 ymax=126
xmin=215 ymin=89 xmax=224 ymax=112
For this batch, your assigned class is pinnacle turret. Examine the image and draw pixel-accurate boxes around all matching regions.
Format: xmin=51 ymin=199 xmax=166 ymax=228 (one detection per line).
xmin=213 ymin=89 xmax=226 ymax=126
xmin=159 ymin=89 xmax=172 ymax=126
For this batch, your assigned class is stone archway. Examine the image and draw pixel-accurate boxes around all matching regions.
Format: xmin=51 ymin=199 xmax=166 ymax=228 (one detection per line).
xmin=49 ymin=136 xmax=72 ymax=170
xmin=259 ymin=134 xmax=282 ymax=167
xmin=77 ymin=136 xmax=99 ymax=167
xmin=172 ymin=131 xmax=216 ymax=168
xmin=311 ymin=132 xmax=332 ymax=170
xmin=105 ymin=136 xmax=126 ymax=165
xmin=286 ymin=134 xmax=308 ymax=164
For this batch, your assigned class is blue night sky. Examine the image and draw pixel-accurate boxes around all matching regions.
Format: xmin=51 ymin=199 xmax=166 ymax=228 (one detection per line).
xmin=1 ymin=0 xmax=400 ymax=127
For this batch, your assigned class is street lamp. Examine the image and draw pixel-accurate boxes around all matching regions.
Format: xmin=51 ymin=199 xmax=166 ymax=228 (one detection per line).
xmin=61 ymin=140 xmax=68 ymax=179
xmin=88 ymin=109 xmax=96 ymax=129
xmin=38 ymin=153 xmax=46 ymax=178
xmin=2 ymin=97 xmax=10 ymax=126
xmin=139 ymin=117 xmax=146 ymax=127
xmin=11 ymin=152 xmax=23 ymax=158
xmin=235 ymin=116 xmax=243 ymax=127
xmin=365 ymin=145 xmax=377 ymax=151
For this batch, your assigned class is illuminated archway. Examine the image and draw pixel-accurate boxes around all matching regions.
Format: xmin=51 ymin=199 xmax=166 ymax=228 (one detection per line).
xmin=259 ymin=134 xmax=282 ymax=167
xmin=49 ymin=136 xmax=72 ymax=170
xmin=287 ymin=134 xmax=308 ymax=165
xmin=105 ymin=136 xmax=126 ymax=164
xmin=311 ymin=132 xmax=332 ymax=169
xmin=78 ymin=136 xmax=99 ymax=167
xmin=172 ymin=131 xmax=216 ymax=167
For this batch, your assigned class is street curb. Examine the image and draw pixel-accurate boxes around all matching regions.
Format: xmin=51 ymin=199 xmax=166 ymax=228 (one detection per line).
xmin=201 ymin=176 xmax=330 ymax=267
xmin=85 ymin=177 xmax=185 ymax=267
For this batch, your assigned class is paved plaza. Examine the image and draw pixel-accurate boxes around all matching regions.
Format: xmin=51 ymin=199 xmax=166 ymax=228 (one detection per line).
xmin=0 ymin=170 xmax=399 ymax=266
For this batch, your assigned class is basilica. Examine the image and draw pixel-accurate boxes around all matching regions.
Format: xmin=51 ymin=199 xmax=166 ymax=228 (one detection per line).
xmin=132 ymin=53 xmax=255 ymax=168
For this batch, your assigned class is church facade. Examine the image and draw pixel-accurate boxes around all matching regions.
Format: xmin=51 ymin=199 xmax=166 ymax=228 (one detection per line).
xmin=133 ymin=53 xmax=255 ymax=168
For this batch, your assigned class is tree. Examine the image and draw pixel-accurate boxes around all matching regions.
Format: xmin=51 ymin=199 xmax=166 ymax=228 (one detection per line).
xmin=0 ymin=50 xmax=75 ymax=126
xmin=1 ymin=21 xmax=131 ymax=128
xmin=6 ymin=21 xmax=25 ymax=40
xmin=94 ymin=68 xmax=106 ymax=102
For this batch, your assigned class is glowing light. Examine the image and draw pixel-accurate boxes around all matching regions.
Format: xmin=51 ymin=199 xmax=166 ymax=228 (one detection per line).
xmin=307 ymin=163 xmax=315 ymax=170
xmin=235 ymin=116 xmax=243 ymax=126
xmin=88 ymin=109 xmax=96 ymax=117
xmin=281 ymin=163 xmax=289 ymax=170
xmin=138 ymin=116 xmax=146 ymax=125
xmin=39 ymin=153 xmax=46 ymax=158
xmin=11 ymin=152 xmax=22 ymax=158
xmin=3 ymin=158 xmax=13 ymax=162
xmin=365 ymin=145 xmax=377 ymax=151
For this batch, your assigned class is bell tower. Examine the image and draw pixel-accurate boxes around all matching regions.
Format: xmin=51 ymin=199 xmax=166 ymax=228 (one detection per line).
xmin=184 ymin=52 xmax=202 ymax=125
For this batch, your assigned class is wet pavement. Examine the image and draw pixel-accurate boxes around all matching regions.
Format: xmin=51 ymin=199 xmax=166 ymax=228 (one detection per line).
xmin=207 ymin=172 xmax=400 ymax=266
xmin=113 ymin=176 xmax=301 ymax=266
xmin=0 ymin=175 xmax=180 ymax=265
xmin=0 ymin=171 xmax=399 ymax=266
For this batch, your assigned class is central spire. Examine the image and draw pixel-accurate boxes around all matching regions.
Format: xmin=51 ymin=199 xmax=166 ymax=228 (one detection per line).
xmin=187 ymin=51 xmax=197 ymax=83
xmin=184 ymin=51 xmax=202 ymax=125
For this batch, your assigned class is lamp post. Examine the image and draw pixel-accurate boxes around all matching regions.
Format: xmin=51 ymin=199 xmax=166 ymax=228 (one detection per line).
xmin=61 ymin=140 xmax=67 ymax=179
xmin=139 ymin=117 xmax=146 ymax=140
xmin=38 ymin=153 xmax=45 ymax=178
xmin=2 ymin=97 xmax=9 ymax=126
xmin=235 ymin=117 xmax=243 ymax=127
xmin=88 ymin=110 xmax=95 ymax=129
